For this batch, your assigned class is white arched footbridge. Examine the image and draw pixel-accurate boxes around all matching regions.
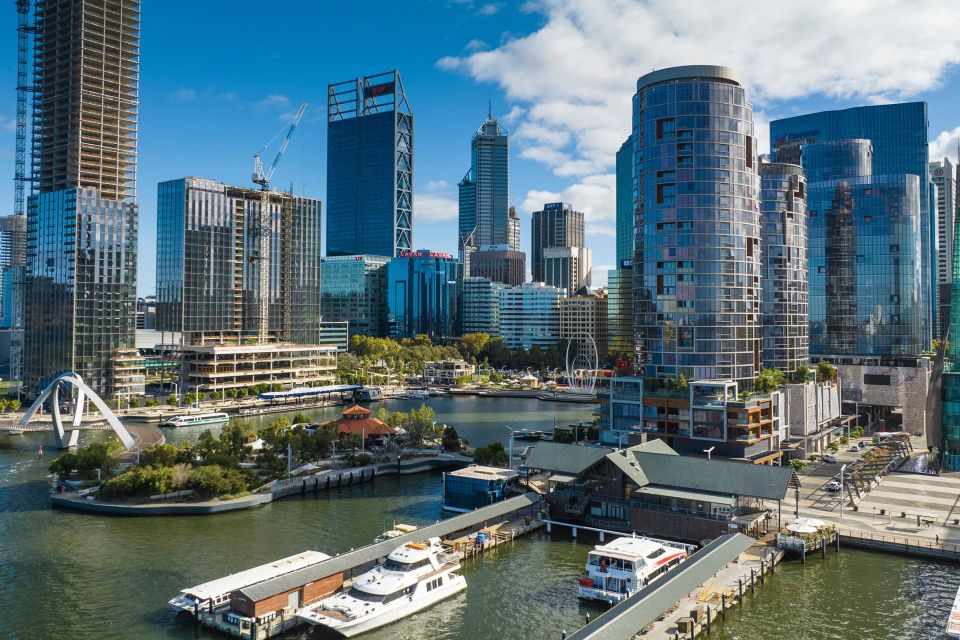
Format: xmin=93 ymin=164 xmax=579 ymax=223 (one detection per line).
xmin=12 ymin=372 xmax=136 ymax=449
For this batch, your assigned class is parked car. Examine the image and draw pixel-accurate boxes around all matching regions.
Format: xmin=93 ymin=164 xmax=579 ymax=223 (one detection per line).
xmin=826 ymin=480 xmax=842 ymax=492
xmin=822 ymin=454 xmax=839 ymax=464
xmin=850 ymin=444 xmax=861 ymax=452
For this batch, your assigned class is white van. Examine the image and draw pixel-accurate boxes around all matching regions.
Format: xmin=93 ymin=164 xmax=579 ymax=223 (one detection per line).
xmin=822 ymin=454 xmax=839 ymax=464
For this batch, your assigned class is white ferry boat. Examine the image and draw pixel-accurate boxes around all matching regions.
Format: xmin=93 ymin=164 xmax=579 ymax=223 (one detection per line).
xmin=374 ymin=523 xmax=418 ymax=544
xmin=169 ymin=550 xmax=330 ymax=615
xmin=297 ymin=538 xmax=466 ymax=637
xmin=161 ymin=412 xmax=230 ymax=428
xmin=577 ymin=536 xmax=688 ymax=604
xmin=947 ymin=583 xmax=960 ymax=638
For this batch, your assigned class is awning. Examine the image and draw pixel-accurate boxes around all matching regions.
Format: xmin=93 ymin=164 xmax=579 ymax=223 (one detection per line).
xmin=635 ymin=486 xmax=735 ymax=505
xmin=550 ymin=474 xmax=576 ymax=484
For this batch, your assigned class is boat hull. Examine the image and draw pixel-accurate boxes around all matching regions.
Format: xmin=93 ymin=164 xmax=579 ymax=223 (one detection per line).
xmin=302 ymin=575 xmax=466 ymax=637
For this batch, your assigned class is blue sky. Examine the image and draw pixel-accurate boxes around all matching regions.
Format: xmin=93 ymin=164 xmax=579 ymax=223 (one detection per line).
xmin=1 ymin=0 xmax=960 ymax=297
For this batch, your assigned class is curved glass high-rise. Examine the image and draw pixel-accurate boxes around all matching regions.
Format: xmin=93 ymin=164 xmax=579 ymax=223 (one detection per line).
xmin=804 ymin=140 xmax=924 ymax=356
xmin=760 ymin=161 xmax=807 ymax=373
xmin=632 ymin=65 xmax=761 ymax=387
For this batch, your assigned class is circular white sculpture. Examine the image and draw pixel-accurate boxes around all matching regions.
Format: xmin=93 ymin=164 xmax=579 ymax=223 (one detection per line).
xmin=565 ymin=334 xmax=599 ymax=393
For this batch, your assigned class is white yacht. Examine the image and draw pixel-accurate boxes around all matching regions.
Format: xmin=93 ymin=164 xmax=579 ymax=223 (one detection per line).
xmin=161 ymin=412 xmax=230 ymax=429
xmin=374 ymin=523 xmax=418 ymax=544
xmin=577 ymin=536 xmax=688 ymax=604
xmin=297 ymin=537 xmax=466 ymax=637
xmin=169 ymin=550 xmax=330 ymax=614
xmin=947 ymin=583 xmax=960 ymax=638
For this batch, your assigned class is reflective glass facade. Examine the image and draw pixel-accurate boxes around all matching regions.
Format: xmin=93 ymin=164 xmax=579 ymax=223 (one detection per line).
xmin=319 ymin=255 xmax=390 ymax=338
xmin=327 ymin=71 xmax=413 ymax=257
xmin=156 ymin=178 xmax=322 ymax=344
xmin=632 ymin=66 xmax=761 ymax=387
xmin=498 ymin=282 xmax=563 ymax=350
xmin=461 ymin=276 xmax=503 ymax=336
xmin=804 ymin=141 xmax=923 ymax=356
xmin=760 ymin=162 xmax=808 ymax=373
xmin=607 ymin=265 xmax=634 ymax=361
xmin=932 ymin=158 xmax=955 ymax=339
xmin=24 ymin=188 xmax=138 ymax=393
xmin=770 ymin=102 xmax=932 ymax=348
xmin=616 ymin=136 xmax=634 ymax=264
xmin=458 ymin=111 xmax=509 ymax=276
xmin=386 ymin=251 xmax=460 ymax=339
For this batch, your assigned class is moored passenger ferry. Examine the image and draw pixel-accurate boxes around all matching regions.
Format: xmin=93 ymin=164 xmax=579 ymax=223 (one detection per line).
xmin=161 ymin=412 xmax=230 ymax=428
xmin=577 ymin=536 xmax=688 ymax=604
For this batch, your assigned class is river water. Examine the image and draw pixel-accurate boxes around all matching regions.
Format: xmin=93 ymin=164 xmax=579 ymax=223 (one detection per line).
xmin=1 ymin=396 xmax=957 ymax=640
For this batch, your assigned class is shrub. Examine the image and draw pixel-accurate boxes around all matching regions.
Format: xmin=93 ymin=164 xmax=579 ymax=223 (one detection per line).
xmin=292 ymin=413 xmax=310 ymax=425
xmin=754 ymin=368 xmax=785 ymax=394
xmin=791 ymin=364 xmax=811 ymax=384
xmin=166 ymin=395 xmax=178 ymax=406
xmin=99 ymin=465 xmax=175 ymax=498
xmin=188 ymin=465 xmax=251 ymax=498
xmin=474 ymin=442 xmax=509 ymax=467
xmin=789 ymin=458 xmax=807 ymax=472
xmin=139 ymin=443 xmax=178 ymax=468
xmin=816 ymin=360 xmax=838 ymax=383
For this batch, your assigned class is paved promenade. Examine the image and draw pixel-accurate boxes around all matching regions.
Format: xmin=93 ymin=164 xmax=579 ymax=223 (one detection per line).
xmin=794 ymin=437 xmax=960 ymax=548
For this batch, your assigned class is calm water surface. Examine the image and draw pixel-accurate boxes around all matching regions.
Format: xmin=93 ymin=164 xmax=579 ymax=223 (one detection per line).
xmin=1 ymin=396 xmax=956 ymax=640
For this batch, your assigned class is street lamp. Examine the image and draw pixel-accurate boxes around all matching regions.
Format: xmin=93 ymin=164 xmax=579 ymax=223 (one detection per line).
xmin=504 ymin=426 xmax=514 ymax=470
xmin=840 ymin=463 xmax=847 ymax=519
xmin=703 ymin=446 xmax=715 ymax=460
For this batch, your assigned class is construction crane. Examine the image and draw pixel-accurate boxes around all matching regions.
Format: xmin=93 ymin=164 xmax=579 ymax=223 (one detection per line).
xmin=252 ymin=102 xmax=307 ymax=191
xmin=249 ymin=102 xmax=306 ymax=343
xmin=14 ymin=0 xmax=35 ymax=217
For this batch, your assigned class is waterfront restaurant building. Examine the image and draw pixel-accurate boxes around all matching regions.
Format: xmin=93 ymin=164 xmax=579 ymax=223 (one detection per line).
xmin=321 ymin=405 xmax=397 ymax=443
xmin=524 ymin=440 xmax=796 ymax=543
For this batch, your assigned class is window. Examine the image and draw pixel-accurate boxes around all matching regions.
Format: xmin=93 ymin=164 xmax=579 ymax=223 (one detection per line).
xmin=864 ymin=374 xmax=891 ymax=386
xmin=657 ymin=183 xmax=676 ymax=205
xmin=656 ymin=118 xmax=675 ymax=139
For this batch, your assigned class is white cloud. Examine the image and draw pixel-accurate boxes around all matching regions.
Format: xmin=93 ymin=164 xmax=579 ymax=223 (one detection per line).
xmin=172 ymin=88 xmax=198 ymax=102
xmin=465 ymin=39 xmax=487 ymax=52
xmin=521 ymin=173 xmax=615 ymax=227
xmin=416 ymin=193 xmax=459 ymax=222
xmin=930 ymin=126 xmax=960 ymax=164
xmin=256 ymin=94 xmax=291 ymax=110
xmin=443 ymin=0 xmax=960 ymax=236
xmin=426 ymin=179 xmax=449 ymax=190
xmin=478 ymin=3 xmax=501 ymax=15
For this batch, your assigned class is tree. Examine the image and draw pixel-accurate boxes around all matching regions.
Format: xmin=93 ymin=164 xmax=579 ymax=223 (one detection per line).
xmin=851 ymin=426 xmax=865 ymax=439
xmin=663 ymin=374 xmax=688 ymax=393
xmin=754 ymin=368 xmax=786 ymax=394
xmin=442 ymin=426 xmax=462 ymax=452
xmin=460 ymin=332 xmax=491 ymax=359
xmin=791 ymin=364 xmax=811 ymax=384
xmin=826 ymin=441 xmax=840 ymax=453
xmin=455 ymin=374 xmax=472 ymax=387
xmin=9 ymin=398 xmax=20 ymax=412
xmin=292 ymin=413 xmax=310 ymax=425
xmin=816 ymin=360 xmax=838 ymax=383
xmin=473 ymin=442 xmax=509 ymax=467
xmin=789 ymin=458 xmax=807 ymax=473
xmin=219 ymin=421 xmax=254 ymax=460
xmin=166 ymin=395 xmax=178 ymax=407
xmin=139 ymin=443 xmax=178 ymax=468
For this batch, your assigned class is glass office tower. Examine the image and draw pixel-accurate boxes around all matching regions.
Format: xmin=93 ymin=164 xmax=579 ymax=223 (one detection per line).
xmin=616 ymin=135 xmax=634 ymax=265
xmin=327 ymin=70 xmax=413 ymax=257
xmin=530 ymin=202 xmax=585 ymax=283
xmin=459 ymin=107 xmax=509 ymax=277
xmin=632 ymin=65 xmax=761 ymax=387
xmin=770 ymin=102 xmax=932 ymax=349
xmin=802 ymin=140 xmax=924 ymax=357
xmin=24 ymin=0 xmax=141 ymax=395
xmin=156 ymin=178 xmax=322 ymax=345
xmin=386 ymin=250 xmax=460 ymax=339
xmin=760 ymin=161 xmax=808 ymax=373
xmin=932 ymin=158 xmax=956 ymax=339
xmin=320 ymin=255 xmax=391 ymax=338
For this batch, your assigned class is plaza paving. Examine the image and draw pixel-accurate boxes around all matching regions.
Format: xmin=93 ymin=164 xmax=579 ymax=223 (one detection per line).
xmin=792 ymin=437 xmax=960 ymax=545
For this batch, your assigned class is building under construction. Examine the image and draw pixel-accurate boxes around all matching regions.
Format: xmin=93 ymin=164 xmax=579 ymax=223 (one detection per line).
xmin=156 ymin=177 xmax=322 ymax=347
xmin=23 ymin=0 xmax=140 ymax=395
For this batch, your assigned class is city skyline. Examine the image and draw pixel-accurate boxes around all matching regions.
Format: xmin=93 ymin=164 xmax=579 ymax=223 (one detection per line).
xmin=2 ymin=2 xmax=960 ymax=295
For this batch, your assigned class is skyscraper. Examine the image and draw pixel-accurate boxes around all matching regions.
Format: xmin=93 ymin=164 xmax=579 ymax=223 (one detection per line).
xmin=327 ymin=70 xmax=413 ymax=257
xmin=386 ymin=250 xmax=460 ymax=339
xmin=530 ymin=202 xmax=585 ymax=283
xmin=320 ymin=255 xmax=390 ymax=338
xmin=459 ymin=107 xmax=509 ymax=277
xmin=770 ymin=102 xmax=932 ymax=348
xmin=759 ymin=161 xmax=808 ymax=373
xmin=800 ymin=140 xmax=924 ymax=357
xmin=24 ymin=0 xmax=140 ymax=394
xmin=156 ymin=178 xmax=322 ymax=345
xmin=507 ymin=206 xmax=520 ymax=252
xmin=633 ymin=66 xmax=761 ymax=387
xmin=616 ymin=135 xmax=634 ymax=265
xmin=932 ymin=158 xmax=956 ymax=339
xmin=470 ymin=245 xmax=525 ymax=287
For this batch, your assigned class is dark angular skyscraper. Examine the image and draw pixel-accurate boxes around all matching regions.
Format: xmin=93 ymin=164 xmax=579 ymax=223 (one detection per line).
xmin=24 ymin=0 xmax=140 ymax=395
xmin=326 ymin=70 xmax=413 ymax=257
